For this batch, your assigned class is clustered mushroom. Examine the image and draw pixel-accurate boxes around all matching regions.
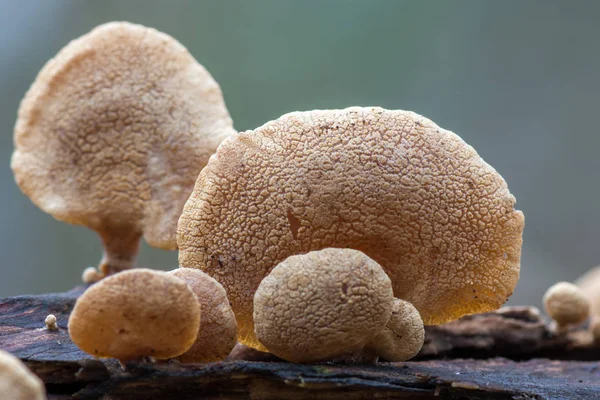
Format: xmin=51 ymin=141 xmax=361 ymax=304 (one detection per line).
xmin=68 ymin=269 xmax=201 ymax=362
xmin=14 ymin=23 xmax=528 ymax=367
xmin=12 ymin=21 xmax=235 ymax=280
xmin=0 ymin=349 xmax=46 ymax=400
xmin=543 ymin=281 xmax=590 ymax=333
xmin=178 ymin=106 xmax=525 ymax=349
xmin=253 ymin=248 xmax=424 ymax=363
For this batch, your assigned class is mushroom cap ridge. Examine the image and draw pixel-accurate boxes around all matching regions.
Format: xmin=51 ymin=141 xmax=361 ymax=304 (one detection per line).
xmin=12 ymin=21 xmax=235 ymax=251
xmin=253 ymin=248 xmax=394 ymax=363
xmin=178 ymin=106 xmax=524 ymax=348
xmin=68 ymin=268 xmax=201 ymax=361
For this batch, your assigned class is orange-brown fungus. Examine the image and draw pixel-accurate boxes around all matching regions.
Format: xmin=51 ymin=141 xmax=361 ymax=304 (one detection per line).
xmin=12 ymin=22 xmax=235 ymax=277
xmin=178 ymin=107 xmax=524 ymax=348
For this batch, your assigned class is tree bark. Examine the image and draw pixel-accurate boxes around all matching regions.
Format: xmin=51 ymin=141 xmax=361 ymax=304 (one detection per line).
xmin=1 ymin=287 xmax=599 ymax=399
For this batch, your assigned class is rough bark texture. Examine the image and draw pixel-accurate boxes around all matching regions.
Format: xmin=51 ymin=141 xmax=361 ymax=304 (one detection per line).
xmin=1 ymin=287 xmax=599 ymax=399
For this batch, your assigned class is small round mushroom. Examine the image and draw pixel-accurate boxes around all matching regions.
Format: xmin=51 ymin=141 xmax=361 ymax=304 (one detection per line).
xmin=168 ymin=268 xmax=237 ymax=362
xmin=178 ymin=107 xmax=524 ymax=348
xmin=253 ymin=248 xmax=394 ymax=363
xmin=543 ymin=282 xmax=590 ymax=332
xmin=0 ymin=349 xmax=46 ymax=400
xmin=44 ymin=314 xmax=58 ymax=331
xmin=12 ymin=22 xmax=235 ymax=279
xmin=365 ymin=298 xmax=424 ymax=362
xmin=576 ymin=265 xmax=600 ymax=317
xmin=82 ymin=267 xmax=102 ymax=284
xmin=68 ymin=269 xmax=200 ymax=362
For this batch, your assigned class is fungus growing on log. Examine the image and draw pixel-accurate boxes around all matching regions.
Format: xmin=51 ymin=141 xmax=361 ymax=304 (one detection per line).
xmin=169 ymin=268 xmax=237 ymax=362
xmin=543 ymin=281 xmax=590 ymax=332
xmin=178 ymin=107 xmax=524 ymax=348
xmin=68 ymin=269 xmax=200 ymax=362
xmin=12 ymin=21 xmax=235 ymax=279
xmin=253 ymin=248 xmax=394 ymax=362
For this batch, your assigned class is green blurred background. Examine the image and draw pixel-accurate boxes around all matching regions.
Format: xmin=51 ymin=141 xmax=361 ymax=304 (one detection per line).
xmin=1 ymin=0 xmax=599 ymax=310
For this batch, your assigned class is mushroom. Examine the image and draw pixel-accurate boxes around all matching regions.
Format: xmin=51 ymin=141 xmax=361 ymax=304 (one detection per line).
xmin=68 ymin=268 xmax=200 ymax=362
xmin=576 ymin=265 xmax=600 ymax=317
xmin=591 ymin=317 xmax=600 ymax=345
xmin=253 ymin=248 xmax=394 ymax=363
xmin=168 ymin=268 xmax=237 ymax=362
xmin=543 ymin=281 xmax=590 ymax=333
xmin=364 ymin=298 xmax=424 ymax=362
xmin=44 ymin=314 xmax=58 ymax=331
xmin=0 ymin=349 xmax=46 ymax=400
xmin=12 ymin=21 xmax=236 ymax=279
xmin=178 ymin=107 xmax=524 ymax=348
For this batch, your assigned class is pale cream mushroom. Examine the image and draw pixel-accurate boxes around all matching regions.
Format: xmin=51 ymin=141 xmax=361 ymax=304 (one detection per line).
xmin=365 ymin=298 xmax=424 ymax=362
xmin=44 ymin=314 xmax=58 ymax=331
xmin=543 ymin=281 xmax=590 ymax=332
xmin=253 ymin=248 xmax=394 ymax=362
xmin=169 ymin=268 xmax=237 ymax=362
xmin=68 ymin=269 xmax=200 ymax=362
xmin=178 ymin=107 xmax=524 ymax=348
xmin=0 ymin=349 xmax=46 ymax=400
xmin=12 ymin=22 xmax=235 ymax=279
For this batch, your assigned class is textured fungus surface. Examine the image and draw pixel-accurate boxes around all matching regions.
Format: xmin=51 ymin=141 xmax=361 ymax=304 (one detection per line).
xmin=68 ymin=269 xmax=200 ymax=361
xmin=178 ymin=107 xmax=524 ymax=347
xmin=169 ymin=268 xmax=237 ymax=362
xmin=253 ymin=248 xmax=394 ymax=362
xmin=12 ymin=22 xmax=235 ymax=273
xmin=0 ymin=349 xmax=45 ymax=400
xmin=366 ymin=298 xmax=425 ymax=362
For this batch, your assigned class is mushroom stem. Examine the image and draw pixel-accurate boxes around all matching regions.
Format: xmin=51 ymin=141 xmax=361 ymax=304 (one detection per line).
xmin=98 ymin=230 xmax=142 ymax=276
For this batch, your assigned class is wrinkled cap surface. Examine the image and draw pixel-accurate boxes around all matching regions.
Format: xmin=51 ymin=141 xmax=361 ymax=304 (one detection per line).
xmin=543 ymin=281 xmax=590 ymax=327
xmin=12 ymin=21 xmax=235 ymax=250
xmin=68 ymin=268 xmax=200 ymax=361
xmin=253 ymin=248 xmax=394 ymax=363
xmin=178 ymin=107 xmax=524 ymax=348
xmin=0 ymin=349 xmax=46 ymax=400
xmin=169 ymin=268 xmax=237 ymax=362
xmin=365 ymin=298 xmax=424 ymax=362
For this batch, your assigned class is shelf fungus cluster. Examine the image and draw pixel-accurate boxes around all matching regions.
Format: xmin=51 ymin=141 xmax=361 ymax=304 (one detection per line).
xmin=14 ymin=22 xmax=526 ymax=366
xmin=178 ymin=107 xmax=525 ymax=351
xmin=68 ymin=268 xmax=237 ymax=363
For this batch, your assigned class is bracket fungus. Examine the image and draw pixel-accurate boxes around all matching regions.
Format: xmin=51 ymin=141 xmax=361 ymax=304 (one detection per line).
xmin=543 ymin=281 xmax=590 ymax=332
xmin=68 ymin=269 xmax=200 ymax=362
xmin=365 ymin=298 xmax=424 ymax=362
xmin=169 ymin=268 xmax=237 ymax=362
xmin=0 ymin=349 xmax=46 ymax=400
xmin=178 ymin=107 xmax=524 ymax=348
xmin=12 ymin=22 xmax=235 ymax=278
xmin=253 ymin=248 xmax=394 ymax=363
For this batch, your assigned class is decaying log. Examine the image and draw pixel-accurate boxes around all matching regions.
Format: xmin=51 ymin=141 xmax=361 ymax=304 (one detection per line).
xmin=1 ymin=287 xmax=599 ymax=399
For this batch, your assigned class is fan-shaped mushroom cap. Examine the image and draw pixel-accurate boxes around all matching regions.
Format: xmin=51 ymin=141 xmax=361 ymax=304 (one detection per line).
xmin=12 ymin=21 xmax=235 ymax=276
xmin=576 ymin=266 xmax=600 ymax=317
xmin=178 ymin=107 xmax=524 ymax=348
xmin=0 ymin=349 xmax=46 ymax=400
xmin=365 ymin=298 xmax=424 ymax=362
xmin=68 ymin=269 xmax=200 ymax=361
xmin=543 ymin=281 xmax=590 ymax=330
xmin=253 ymin=248 xmax=394 ymax=363
xmin=168 ymin=268 xmax=237 ymax=362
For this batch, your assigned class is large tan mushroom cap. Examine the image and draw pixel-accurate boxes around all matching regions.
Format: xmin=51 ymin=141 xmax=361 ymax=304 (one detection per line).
xmin=543 ymin=281 xmax=590 ymax=329
xmin=253 ymin=248 xmax=394 ymax=363
xmin=365 ymin=298 xmax=424 ymax=362
xmin=576 ymin=266 xmax=600 ymax=317
xmin=68 ymin=269 xmax=200 ymax=361
xmin=0 ymin=349 xmax=46 ymax=400
xmin=178 ymin=107 xmax=524 ymax=348
xmin=12 ymin=21 xmax=235 ymax=274
xmin=169 ymin=268 xmax=237 ymax=362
